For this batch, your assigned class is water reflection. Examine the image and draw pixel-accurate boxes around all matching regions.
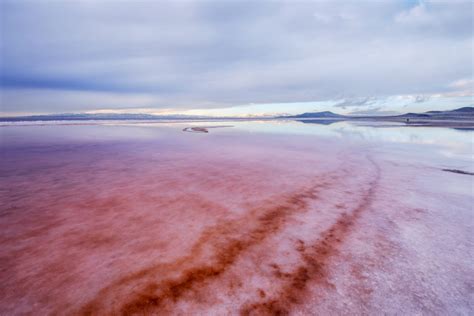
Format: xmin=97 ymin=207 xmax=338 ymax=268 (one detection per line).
xmin=1 ymin=119 xmax=472 ymax=165
xmin=1 ymin=119 xmax=472 ymax=315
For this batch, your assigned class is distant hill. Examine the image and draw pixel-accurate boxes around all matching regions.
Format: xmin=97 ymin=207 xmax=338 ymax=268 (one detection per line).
xmin=283 ymin=111 xmax=344 ymax=119
xmin=395 ymin=107 xmax=474 ymax=119
xmin=0 ymin=107 xmax=472 ymax=122
xmin=286 ymin=107 xmax=474 ymax=120
xmin=450 ymin=107 xmax=474 ymax=113
xmin=0 ymin=113 xmax=208 ymax=122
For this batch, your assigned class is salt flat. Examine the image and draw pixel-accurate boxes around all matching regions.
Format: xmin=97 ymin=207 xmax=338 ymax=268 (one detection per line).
xmin=0 ymin=120 xmax=472 ymax=315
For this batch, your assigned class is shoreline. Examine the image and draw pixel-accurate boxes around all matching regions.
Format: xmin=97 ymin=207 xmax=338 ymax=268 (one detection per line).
xmin=1 ymin=117 xmax=473 ymax=129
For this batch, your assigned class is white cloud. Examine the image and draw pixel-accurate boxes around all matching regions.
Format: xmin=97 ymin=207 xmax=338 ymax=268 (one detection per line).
xmin=395 ymin=1 xmax=432 ymax=25
xmin=448 ymin=78 xmax=473 ymax=91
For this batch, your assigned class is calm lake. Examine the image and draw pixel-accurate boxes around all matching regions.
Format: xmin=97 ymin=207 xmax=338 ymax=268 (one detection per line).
xmin=1 ymin=120 xmax=472 ymax=315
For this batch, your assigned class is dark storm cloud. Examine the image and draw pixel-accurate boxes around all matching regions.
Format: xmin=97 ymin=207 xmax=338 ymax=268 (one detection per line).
xmin=0 ymin=0 xmax=472 ymax=113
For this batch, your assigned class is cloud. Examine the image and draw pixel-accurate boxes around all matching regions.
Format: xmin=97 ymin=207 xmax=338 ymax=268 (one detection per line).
xmin=448 ymin=78 xmax=473 ymax=91
xmin=333 ymin=97 xmax=378 ymax=109
xmin=395 ymin=1 xmax=432 ymax=25
xmin=414 ymin=95 xmax=430 ymax=103
xmin=0 ymin=88 xmax=162 ymax=114
xmin=395 ymin=0 xmax=473 ymax=36
xmin=0 ymin=0 xmax=472 ymax=114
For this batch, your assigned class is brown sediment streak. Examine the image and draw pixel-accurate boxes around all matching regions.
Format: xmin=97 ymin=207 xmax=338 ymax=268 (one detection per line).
xmin=241 ymin=156 xmax=381 ymax=315
xmin=79 ymin=180 xmax=329 ymax=315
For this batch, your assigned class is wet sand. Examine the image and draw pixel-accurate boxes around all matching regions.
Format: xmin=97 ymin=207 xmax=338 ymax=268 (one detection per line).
xmin=0 ymin=123 xmax=472 ymax=315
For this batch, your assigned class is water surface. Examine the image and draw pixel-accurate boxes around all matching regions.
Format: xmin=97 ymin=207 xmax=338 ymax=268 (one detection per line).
xmin=1 ymin=120 xmax=472 ymax=314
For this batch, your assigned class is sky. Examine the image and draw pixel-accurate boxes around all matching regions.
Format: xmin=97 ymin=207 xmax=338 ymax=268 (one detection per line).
xmin=0 ymin=0 xmax=473 ymax=117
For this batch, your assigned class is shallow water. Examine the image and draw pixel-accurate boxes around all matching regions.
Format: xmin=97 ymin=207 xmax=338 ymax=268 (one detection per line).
xmin=1 ymin=120 xmax=473 ymax=315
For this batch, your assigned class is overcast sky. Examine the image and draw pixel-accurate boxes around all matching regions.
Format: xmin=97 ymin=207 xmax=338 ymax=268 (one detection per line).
xmin=1 ymin=0 xmax=473 ymax=116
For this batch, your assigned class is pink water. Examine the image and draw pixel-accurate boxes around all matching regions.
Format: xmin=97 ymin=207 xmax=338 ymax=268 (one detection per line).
xmin=1 ymin=122 xmax=472 ymax=315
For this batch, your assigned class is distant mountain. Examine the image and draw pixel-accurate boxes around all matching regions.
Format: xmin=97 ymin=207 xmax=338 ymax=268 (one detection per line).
xmin=0 ymin=113 xmax=209 ymax=122
xmin=424 ymin=107 xmax=474 ymax=115
xmin=284 ymin=111 xmax=344 ymax=119
xmin=1 ymin=107 xmax=472 ymax=122
xmin=396 ymin=107 xmax=474 ymax=119
xmin=286 ymin=107 xmax=474 ymax=120
xmin=450 ymin=107 xmax=474 ymax=113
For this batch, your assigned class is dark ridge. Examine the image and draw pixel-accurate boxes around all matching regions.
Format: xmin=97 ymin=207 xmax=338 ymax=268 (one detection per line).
xmin=451 ymin=107 xmax=474 ymax=113
xmin=182 ymin=125 xmax=233 ymax=133
xmin=442 ymin=169 xmax=474 ymax=176
xmin=183 ymin=127 xmax=209 ymax=133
